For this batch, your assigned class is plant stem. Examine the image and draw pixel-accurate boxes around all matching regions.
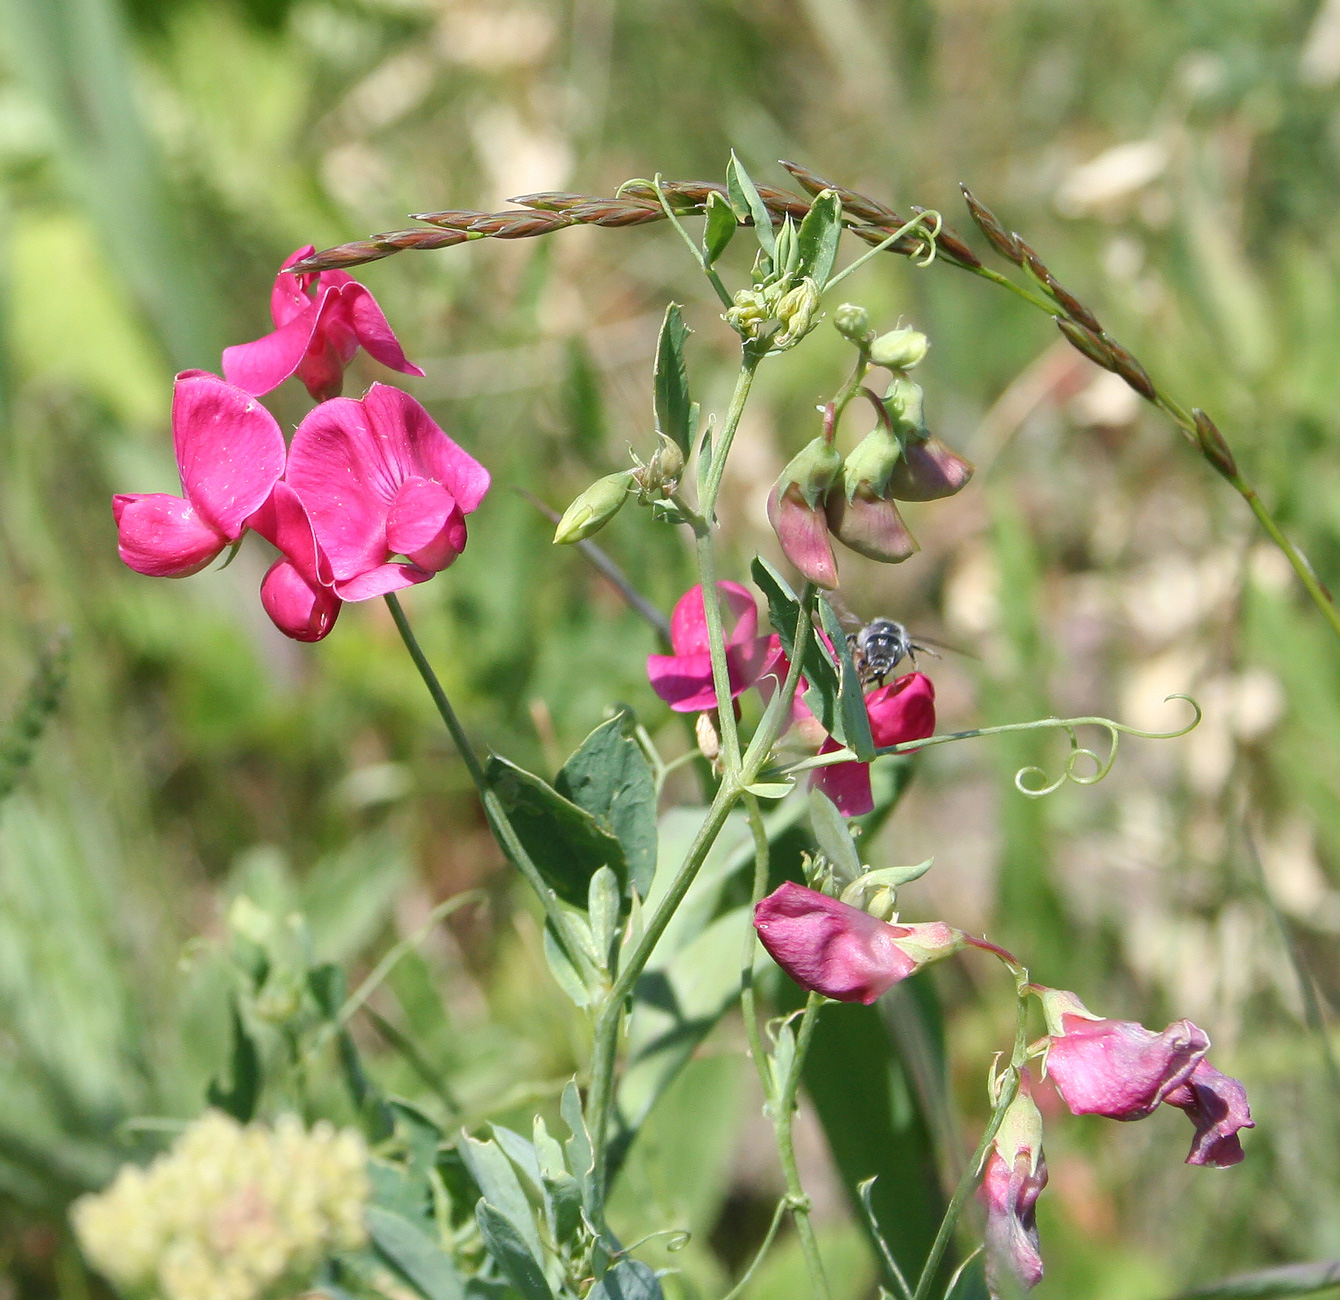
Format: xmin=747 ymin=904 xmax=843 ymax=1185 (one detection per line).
xmin=694 ymin=526 xmax=744 ymax=776
xmin=776 ymin=992 xmax=832 ymax=1300
xmin=740 ymin=792 xmax=773 ymax=1096
xmin=384 ymin=594 xmax=599 ymax=988
xmin=699 ymin=352 xmax=761 ymax=517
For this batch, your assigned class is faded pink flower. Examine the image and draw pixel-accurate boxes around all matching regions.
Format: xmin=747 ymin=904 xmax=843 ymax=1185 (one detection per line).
xmin=248 ymin=483 xmax=341 ymax=642
xmin=646 ymin=582 xmax=773 ymax=713
xmin=1164 ymin=1060 xmax=1254 ymax=1167
xmin=1038 ymin=989 xmax=1208 ymax=1121
xmin=979 ymin=1071 xmax=1048 ymax=1294
xmin=113 ymin=371 xmax=285 ymax=578
xmin=767 ymin=482 xmax=839 ymax=589
xmin=223 ymin=247 xmax=425 ymax=402
xmin=753 ymin=881 xmax=963 ymax=1004
xmin=810 ymin=672 xmax=937 ymax=817
xmin=285 ymin=383 xmax=490 ymax=600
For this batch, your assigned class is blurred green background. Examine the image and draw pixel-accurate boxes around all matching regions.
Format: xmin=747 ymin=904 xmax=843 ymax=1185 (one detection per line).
xmin=3 ymin=0 xmax=1340 ymax=1296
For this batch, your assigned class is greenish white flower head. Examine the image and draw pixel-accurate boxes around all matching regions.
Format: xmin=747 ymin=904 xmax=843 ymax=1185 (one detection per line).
xmin=72 ymin=1111 xmax=369 ymax=1300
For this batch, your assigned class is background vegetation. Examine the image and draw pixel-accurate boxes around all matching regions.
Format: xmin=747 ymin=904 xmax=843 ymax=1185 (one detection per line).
xmin=2 ymin=0 xmax=1340 ymax=1296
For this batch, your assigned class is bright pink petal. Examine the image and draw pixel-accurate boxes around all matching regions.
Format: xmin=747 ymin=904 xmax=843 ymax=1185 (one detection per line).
xmin=171 ymin=372 xmax=286 ymax=538
xmin=334 ymin=562 xmax=435 ymax=601
xmin=222 ymin=310 xmax=319 ymax=396
xmin=668 ymin=581 xmax=758 ymax=656
xmin=753 ymin=881 xmax=918 ymax=1003
xmin=1045 ymin=1015 xmax=1208 ymax=1120
xmin=287 ymin=396 xmax=397 ymax=582
xmin=344 ymin=283 xmax=426 ymax=378
xmin=113 ymin=493 xmax=226 ymax=577
xmin=260 ymin=560 xmax=342 ymax=642
xmin=362 ymin=383 xmax=490 ymax=513
xmin=866 ymin=673 xmax=937 ymax=749
xmin=647 ymin=648 xmax=718 ymax=713
xmin=294 ymin=286 xmax=361 ymax=402
xmin=980 ymin=1149 xmax=1047 ymax=1291
xmin=248 ymin=483 xmax=332 ymax=587
xmin=808 ymin=738 xmax=874 ymax=817
xmin=386 ymin=476 xmax=467 ymax=572
xmin=271 ymin=246 xmax=318 ymax=324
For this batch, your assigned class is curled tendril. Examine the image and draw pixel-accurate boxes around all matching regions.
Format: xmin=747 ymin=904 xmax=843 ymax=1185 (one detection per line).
xmin=907 ymin=209 xmax=942 ymax=268
xmin=615 ymin=1228 xmax=692 ymax=1255
xmin=1010 ymin=695 xmax=1201 ymax=798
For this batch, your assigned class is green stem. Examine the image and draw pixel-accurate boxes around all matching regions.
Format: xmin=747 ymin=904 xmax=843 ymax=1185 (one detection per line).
xmin=699 ymin=353 xmax=761 ymax=517
xmin=826 ymin=211 xmax=942 ymax=290
xmin=651 ymin=174 xmax=733 ymax=308
xmin=740 ymin=792 xmax=773 ymax=1097
xmin=384 ymin=594 xmax=599 ymax=988
xmin=695 ymin=525 xmax=743 ymax=776
xmin=776 ymin=992 xmax=832 ymax=1300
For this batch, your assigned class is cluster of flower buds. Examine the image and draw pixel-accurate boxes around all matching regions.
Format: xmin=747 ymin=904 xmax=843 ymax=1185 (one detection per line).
xmin=726 ymin=276 xmax=822 ymax=352
xmin=747 ymin=876 xmax=1254 ymax=1293
xmin=113 ymin=251 xmax=489 ymax=642
xmin=767 ymin=311 xmax=974 ymax=590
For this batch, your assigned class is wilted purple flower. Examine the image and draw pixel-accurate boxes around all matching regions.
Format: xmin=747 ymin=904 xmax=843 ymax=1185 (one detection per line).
xmin=1164 ymin=1059 xmax=1254 ymax=1167
xmin=979 ymin=1071 xmax=1048 ymax=1294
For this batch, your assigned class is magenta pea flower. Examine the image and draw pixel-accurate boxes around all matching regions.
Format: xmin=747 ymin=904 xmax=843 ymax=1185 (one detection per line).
xmin=285 ymin=383 xmax=490 ymax=601
xmin=810 ymin=672 xmax=937 ymax=817
xmin=979 ymin=1071 xmax=1048 ymax=1294
xmin=1037 ymin=988 xmax=1209 ymax=1121
xmin=646 ymin=582 xmax=774 ymax=713
xmin=222 ymin=247 xmax=425 ymax=402
xmin=1164 ymin=1060 xmax=1254 ymax=1167
xmin=113 ymin=371 xmax=286 ymax=578
xmin=753 ymin=881 xmax=963 ymax=1004
xmin=248 ymin=483 xmax=342 ymax=642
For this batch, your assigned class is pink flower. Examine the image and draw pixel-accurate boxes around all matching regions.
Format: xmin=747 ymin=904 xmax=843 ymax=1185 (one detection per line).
xmin=248 ymin=483 xmax=341 ymax=642
xmin=113 ymin=371 xmax=286 ymax=578
xmin=1038 ymin=989 xmax=1209 ymax=1121
xmin=979 ymin=1071 xmax=1048 ymax=1294
xmin=1164 ymin=1060 xmax=1254 ymax=1167
xmin=646 ymin=582 xmax=774 ymax=713
xmin=810 ymin=672 xmax=937 ymax=817
xmin=753 ymin=881 xmax=963 ymax=1004
xmin=767 ymin=481 xmax=839 ymax=589
xmin=285 ymin=383 xmax=490 ymax=601
xmin=222 ymin=247 xmax=425 ymax=402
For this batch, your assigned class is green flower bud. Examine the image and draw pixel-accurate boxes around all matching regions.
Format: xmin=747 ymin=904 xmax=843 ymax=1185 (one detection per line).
xmin=773 ymin=277 xmax=821 ymax=349
xmin=835 ymin=425 xmax=902 ymax=502
xmin=553 ymin=471 xmax=633 ymax=544
xmin=833 ymin=302 xmax=872 ymax=344
xmin=632 ymin=434 xmax=685 ymax=497
xmin=884 ymin=375 xmax=928 ymax=436
xmin=779 ymin=435 xmax=844 ymax=508
xmin=869 ymin=326 xmax=929 ymax=370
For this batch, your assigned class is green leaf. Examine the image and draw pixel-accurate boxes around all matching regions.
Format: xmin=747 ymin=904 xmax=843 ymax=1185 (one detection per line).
xmin=819 ymin=598 xmax=875 ymax=761
xmin=809 ymin=788 xmax=863 ymax=885
xmin=588 ymin=866 xmax=622 ymax=970
xmin=544 ymin=921 xmax=593 ymax=1006
xmin=366 ymin=1205 xmax=466 ymax=1300
xmin=795 ymin=189 xmax=843 ymax=289
xmin=702 ymin=191 xmax=737 ymax=266
xmin=206 ymin=998 xmax=259 ymax=1122
xmin=556 ymin=712 xmax=658 ymax=900
xmin=652 ymin=304 xmax=693 ymax=455
xmin=727 ymin=151 xmax=776 ymax=260
xmin=485 ymin=754 xmax=627 ymax=906
xmin=588 ymin=1259 xmax=664 ymax=1300
xmin=1168 ymin=1261 xmax=1340 ymax=1299
xmin=459 ymin=1134 xmax=544 ymax=1262
xmin=475 ymin=1200 xmax=554 ymax=1300
xmin=744 ymin=781 xmax=795 ymax=799
xmin=532 ymin=1118 xmax=583 ymax=1245
xmin=338 ymin=1028 xmax=395 ymax=1142
xmin=560 ymin=1080 xmax=595 ymax=1202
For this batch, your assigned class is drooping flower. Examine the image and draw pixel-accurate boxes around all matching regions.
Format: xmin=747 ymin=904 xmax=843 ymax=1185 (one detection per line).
xmin=810 ymin=672 xmax=937 ymax=817
xmin=1164 ymin=1059 xmax=1254 ymax=1167
xmin=823 ymin=425 xmax=920 ymax=564
xmin=767 ymin=437 xmax=843 ymax=589
xmin=113 ymin=371 xmax=286 ymax=578
xmin=753 ymin=880 xmax=963 ymax=1004
xmin=222 ymin=246 xmax=425 ymax=402
xmin=1037 ymin=988 xmax=1209 ymax=1121
xmin=249 ymin=483 xmax=342 ymax=642
xmin=646 ymin=582 xmax=774 ymax=713
xmin=285 ymin=383 xmax=490 ymax=601
xmin=979 ymin=1071 xmax=1048 ymax=1294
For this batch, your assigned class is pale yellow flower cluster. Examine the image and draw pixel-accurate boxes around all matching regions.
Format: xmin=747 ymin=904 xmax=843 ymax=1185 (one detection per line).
xmin=72 ymin=1111 xmax=369 ymax=1300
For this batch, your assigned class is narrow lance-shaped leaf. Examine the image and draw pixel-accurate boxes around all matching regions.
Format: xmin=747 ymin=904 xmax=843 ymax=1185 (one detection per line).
xmin=206 ymin=998 xmax=259 ymax=1122
xmin=795 ymin=189 xmax=843 ymax=289
xmin=809 ymin=788 xmax=863 ymax=885
xmin=702 ymin=190 xmax=737 ymax=265
xmin=475 ymin=1201 xmax=554 ymax=1300
xmin=1168 ymin=1260 xmax=1340 ymax=1299
xmin=653 ymin=304 xmax=693 ymax=455
xmin=727 ymin=150 xmax=776 ymax=260
xmin=366 ymin=1205 xmax=467 ymax=1300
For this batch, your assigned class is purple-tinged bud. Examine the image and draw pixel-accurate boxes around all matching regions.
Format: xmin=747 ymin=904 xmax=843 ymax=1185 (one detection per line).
xmin=883 ymin=377 xmax=975 ymax=502
xmin=868 ymin=326 xmax=929 ymax=370
xmin=767 ymin=436 xmax=843 ymax=589
xmin=979 ymin=1071 xmax=1048 ymax=1294
xmin=823 ymin=425 xmax=919 ymax=564
xmin=553 ymin=471 xmax=633 ymax=544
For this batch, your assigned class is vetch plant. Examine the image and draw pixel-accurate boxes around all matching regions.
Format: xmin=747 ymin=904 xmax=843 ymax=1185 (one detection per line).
xmin=93 ymin=155 xmax=1251 ymax=1300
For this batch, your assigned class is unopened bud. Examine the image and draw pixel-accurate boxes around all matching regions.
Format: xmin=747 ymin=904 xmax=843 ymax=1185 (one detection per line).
xmin=779 ymin=435 xmax=843 ymax=508
xmin=880 ymin=377 xmax=974 ymax=502
xmin=1193 ymin=408 xmax=1237 ymax=480
xmin=869 ymin=326 xmax=929 ymax=370
xmin=773 ymin=277 xmax=821 ymax=350
xmin=863 ymin=886 xmax=898 ymax=922
xmin=633 ymin=434 xmax=685 ymax=497
xmin=833 ymin=303 xmax=872 ymax=344
xmin=884 ymin=376 xmax=927 ymax=436
xmin=695 ymin=710 xmax=721 ymax=761
xmin=824 ymin=426 xmax=919 ymax=564
xmin=553 ymin=471 xmax=633 ymax=544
